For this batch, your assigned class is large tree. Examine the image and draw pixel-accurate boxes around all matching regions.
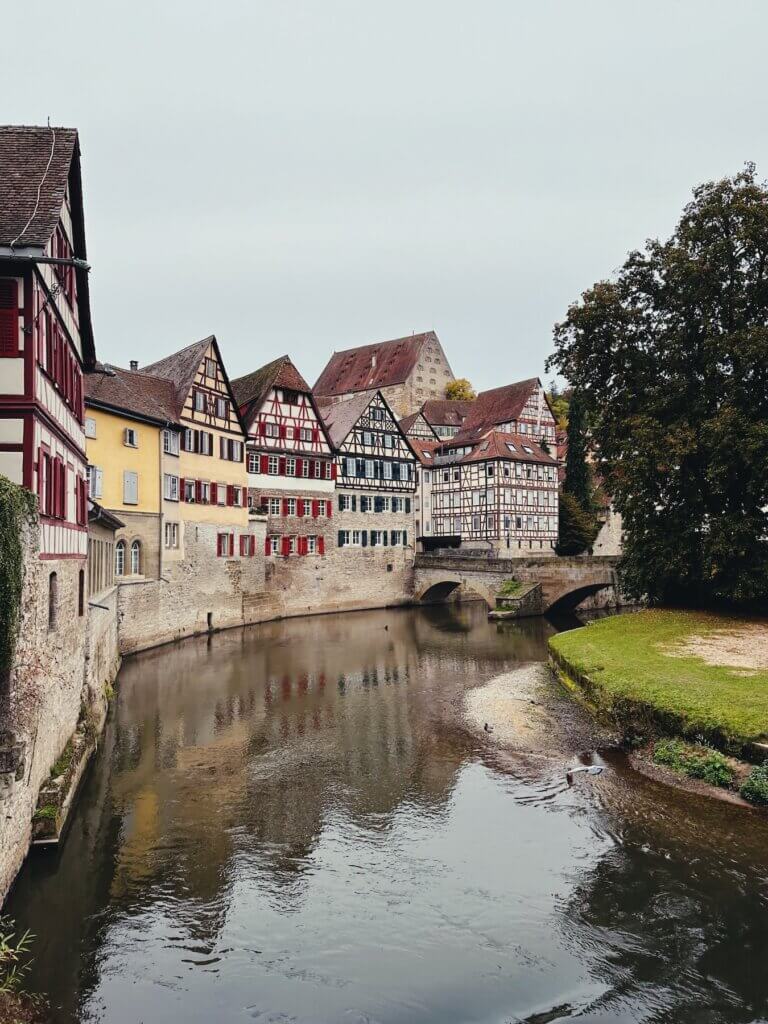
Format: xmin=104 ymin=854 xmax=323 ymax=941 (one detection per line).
xmin=547 ymin=165 xmax=768 ymax=606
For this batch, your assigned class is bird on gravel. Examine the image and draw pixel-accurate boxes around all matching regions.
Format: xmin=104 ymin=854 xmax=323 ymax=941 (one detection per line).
xmin=484 ymin=723 xmax=494 ymax=734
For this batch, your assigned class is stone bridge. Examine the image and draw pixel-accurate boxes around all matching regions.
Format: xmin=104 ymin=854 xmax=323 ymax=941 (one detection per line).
xmin=413 ymin=552 xmax=620 ymax=615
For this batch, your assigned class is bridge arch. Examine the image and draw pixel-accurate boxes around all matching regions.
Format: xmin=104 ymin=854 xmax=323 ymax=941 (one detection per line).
xmin=415 ymin=577 xmax=496 ymax=609
xmin=544 ymin=581 xmax=613 ymax=613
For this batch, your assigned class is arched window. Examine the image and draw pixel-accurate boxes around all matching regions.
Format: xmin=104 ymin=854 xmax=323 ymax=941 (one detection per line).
xmin=130 ymin=539 xmax=141 ymax=575
xmin=115 ymin=540 xmax=126 ymax=577
xmin=48 ymin=572 xmax=58 ymax=631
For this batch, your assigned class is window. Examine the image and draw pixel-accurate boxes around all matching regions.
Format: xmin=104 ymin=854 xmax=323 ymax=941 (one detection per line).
xmin=0 ymin=279 xmax=20 ymax=356
xmin=351 ymin=530 xmax=361 ymax=546
xmin=215 ymin=397 xmax=227 ymax=419
xmin=370 ymin=407 xmax=383 ymax=421
xmin=163 ymin=474 xmax=179 ymax=501
xmin=301 ymin=460 xmax=309 ymax=478
xmin=370 ymin=530 xmax=385 ymax=546
xmin=361 ymin=495 xmax=372 ymax=512
xmin=317 ymin=501 xmax=327 ymax=518
xmin=87 ymin=465 xmax=103 ymax=499
xmin=164 ymin=522 xmax=179 ymax=549
xmin=424 ymin=471 xmax=430 ymax=482
xmin=363 ymin=431 xmax=373 ymax=446
xmin=383 ymin=461 xmax=393 ymax=480
xmin=199 ymin=481 xmax=210 ymax=504
xmin=285 ymin=498 xmax=296 ymax=516
xmin=194 ymin=390 xmax=206 ymax=412
xmin=307 ymin=535 xmax=317 ymax=554
xmin=205 ymin=357 xmax=217 ymax=378
xmin=217 ymin=532 xmax=233 ymax=557
xmin=247 ymin=452 xmax=259 ymax=473
xmin=286 ymin=457 xmax=296 ymax=476
xmin=123 ymin=471 xmax=138 ymax=505
xmin=338 ymin=530 xmax=350 ymax=547
xmin=300 ymin=427 xmax=312 ymax=442
xmin=163 ymin=429 xmax=179 ymax=455
xmin=288 ymin=536 xmax=297 ymax=554
xmin=124 ymin=427 xmax=138 ymax=447
xmin=269 ymin=536 xmax=279 ymax=554
xmin=184 ymin=428 xmax=195 ymax=451
xmin=115 ymin=540 xmax=126 ymax=577
xmin=269 ymin=497 xmax=281 ymax=515
xmin=231 ymin=486 xmax=242 ymax=507
xmin=339 ymin=494 xmax=352 ymax=511
xmin=268 ymin=455 xmax=279 ymax=475
xmin=48 ymin=572 xmax=58 ymax=630
xmin=263 ymin=421 xmax=279 ymax=438
xmin=200 ymin=432 xmax=213 ymax=456
xmin=85 ymin=417 xmax=97 ymax=438
xmin=283 ymin=389 xmax=298 ymax=405
xmin=324 ymin=462 xmax=333 ymax=479
xmin=523 ymin=445 xmax=533 ymax=454
xmin=345 ymin=457 xmax=356 ymax=477
xmin=129 ymin=540 xmax=141 ymax=574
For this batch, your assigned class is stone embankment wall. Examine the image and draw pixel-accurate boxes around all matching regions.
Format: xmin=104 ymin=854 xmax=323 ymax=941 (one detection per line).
xmin=117 ymin=517 xmax=268 ymax=654
xmin=84 ymin=584 xmax=120 ymax=721
xmin=0 ymin=513 xmax=88 ymax=903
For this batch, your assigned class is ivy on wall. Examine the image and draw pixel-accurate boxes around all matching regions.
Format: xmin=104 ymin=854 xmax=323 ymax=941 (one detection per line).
xmin=0 ymin=475 xmax=36 ymax=678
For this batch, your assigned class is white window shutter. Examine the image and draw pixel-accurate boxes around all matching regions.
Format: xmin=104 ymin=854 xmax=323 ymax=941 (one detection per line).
xmin=94 ymin=467 xmax=104 ymax=498
xmin=123 ymin=470 xmax=138 ymax=505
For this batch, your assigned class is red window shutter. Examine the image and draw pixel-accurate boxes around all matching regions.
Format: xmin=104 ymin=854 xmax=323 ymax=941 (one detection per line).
xmin=293 ymin=425 xmax=300 ymax=440
xmin=318 ymin=536 xmax=325 ymax=555
xmin=311 ymin=499 xmax=319 ymax=518
xmin=210 ymin=482 xmax=218 ymax=505
xmin=298 ymin=536 xmax=307 ymax=556
xmin=281 ymin=536 xmax=290 ymax=556
xmin=195 ymin=480 xmax=202 ymax=503
xmin=0 ymin=280 xmax=19 ymax=356
xmin=239 ymin=535 xmax=246 ymax=556
xmin=259 ymin=420 xmax=266 ymax=436
xmin=296 ymin=458 xmax=303 ymax=477
xmin=331 ymin=463 xmax=337 ymax=480
xmin=282 ymin=498 xmax=289 ymax=516
xmin=278 ymin=457 xmax=286 ymax=475
xmin=326 ymin=500 xmax=332 ymax=519
xmin=312 ymin=427 xmax=319 ymax=443
xmin=226 ymin=485 xmax=233 ymax=506
xmin=265 ymin=536 xmax=271 ymax=555
xmin=216 ymin=533 xmax=223 ymax=557
xmin=179 ymin=477 xmax=186 ymax=501
xmin=279 ymin=424 xmax=287 ymax=439
xmin=260 ymin=454 xmax=269 ymax=473
xmin=229 ymin=533 xmax=234 ymax=556
xmin=307 ymin=460 xmax=315 ymax=479
xmin=297 ymin=499 xmax=304 ymax=517
xmin=44 ymin=454 xmax=52 ymax=515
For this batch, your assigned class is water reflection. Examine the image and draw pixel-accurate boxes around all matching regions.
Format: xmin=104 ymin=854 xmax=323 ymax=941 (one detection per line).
xmin=7 ymin=604 xmax=768 ymax=1024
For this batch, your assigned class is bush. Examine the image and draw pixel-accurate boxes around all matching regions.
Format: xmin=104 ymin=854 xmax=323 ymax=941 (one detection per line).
xmin=652 ymin=738 xmax=734 ymax=788
xmin=740 ymin=763 xmax=768 ymax=805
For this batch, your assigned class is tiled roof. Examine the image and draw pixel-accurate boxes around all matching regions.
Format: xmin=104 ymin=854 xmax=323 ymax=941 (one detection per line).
xmin=420 ymin=399 xmax=474 ymax=427
xmin=398 ymin=412 xmax=420 ymax=434
xmin=88 ymin=499 xmax=125 ymax=532
xmin=408 ymin=438 xmax=440 ymax=465
xmin=314 ymin=331 xmax=438 ymax=396
xmin=462 ymin=378 xmax=540 ymax=433
xmin=231 ymin=355 xmax=310 ymax=430
xmin=85 ymin=364 xmax=178 ymax=424
xmin=316 ymin=391 xmax=375 ymax=449
xmin=440 ymin=428 xmax=557 ymax=466
xmin=0 ymin=126 xmax=78 ymax=247
xmin=141 ymin=336 xmax=215 ymax=418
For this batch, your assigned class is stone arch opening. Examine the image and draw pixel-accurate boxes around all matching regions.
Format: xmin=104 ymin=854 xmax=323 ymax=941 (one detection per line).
xmin=546 ymin=582 xmax=608 ymax=613
xmin=417 ymin=579 xmax=494 ymax=609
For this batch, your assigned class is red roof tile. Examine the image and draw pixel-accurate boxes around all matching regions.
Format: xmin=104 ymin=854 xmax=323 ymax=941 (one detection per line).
xmin=314 ymin=331 xmax=439 ymax=397
xmin=439 ymin=428 xmax=557 ymax=466
xmin=462 ymin=378 xmax=540 ymax=433
xmin=420 ymin=399 xmax=474 ymax=427
xmin=408 ymin=438 xmax=440 ymax=465
xmin=85 ymin=364 xmax=178 ymax=424
xmin=231 ymin=355 xmax=311 ymax=426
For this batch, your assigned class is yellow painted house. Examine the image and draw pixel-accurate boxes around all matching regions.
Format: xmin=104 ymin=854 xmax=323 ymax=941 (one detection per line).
xmin=84 ymin=365 xmax=178 ymax=579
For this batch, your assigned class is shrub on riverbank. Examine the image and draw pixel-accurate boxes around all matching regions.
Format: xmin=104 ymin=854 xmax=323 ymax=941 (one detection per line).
xmin=740 ymin=764 xmax=768 ymax=805
xmin=652 ymin=739 xmax=734 ymax=788
xmin=548 ymin=610 xmax=768 ymax=752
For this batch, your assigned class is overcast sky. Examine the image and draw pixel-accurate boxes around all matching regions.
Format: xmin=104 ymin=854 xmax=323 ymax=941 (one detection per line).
xmin=5 ymin=1 xmax=767 ymax=390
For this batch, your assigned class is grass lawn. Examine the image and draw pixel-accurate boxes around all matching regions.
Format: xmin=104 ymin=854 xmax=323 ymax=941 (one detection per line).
xmin=549 ymin=609 xmax=768 ymax=748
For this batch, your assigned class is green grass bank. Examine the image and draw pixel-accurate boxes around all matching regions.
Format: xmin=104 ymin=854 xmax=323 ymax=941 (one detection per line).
xmin=548 ymin=610 xmax=768 ymax=757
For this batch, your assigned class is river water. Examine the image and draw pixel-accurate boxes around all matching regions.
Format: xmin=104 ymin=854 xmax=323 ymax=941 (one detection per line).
xmin=7 ymin=604 xmax=768 ymax=1023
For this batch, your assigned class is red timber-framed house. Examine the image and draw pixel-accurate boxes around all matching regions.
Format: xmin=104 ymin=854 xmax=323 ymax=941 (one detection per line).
xmin=317 ymin=389 xmax=417 ymax=554
xmin=231 ymin=355 xmax=335 ymax=559
xmin=0 ymin=126 xmax=94 ymax=563
xmin=0 ymin=125 xmax=98 ymax=901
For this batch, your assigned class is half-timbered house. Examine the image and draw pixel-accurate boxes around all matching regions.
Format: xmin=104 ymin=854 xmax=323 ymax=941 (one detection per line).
xmin=314 ymin=331 xmax=455 ymax=418
xmin=431 ymin=428 xmax=559 ymax=554
xmin=419 ymin=398 xmax=474 ymax=438
xmin=232 ymin=355 xmax=334 ymax=559
xmin=399 ymin=410 xmax=439 ymax=441
xmin=317 ymin=390 xmax=416 ymax=553
xmin=462 ymin=378 xmax=557 ymax=445
xmin=409 ymin=437 xmax=439 ymax=545
xmin=0 ymin=124 xmax=99 ymax=901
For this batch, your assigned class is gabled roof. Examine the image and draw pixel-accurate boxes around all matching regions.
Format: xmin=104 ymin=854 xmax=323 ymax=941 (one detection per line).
xmin=0 ymin=125 xmax=96 ymax=370
xmin=314 ymin=330 xmax=439 ymax=397
xmin=231 ymin=355 xmax=311 ymax=430
xmin=462 ymin=378 xmax=541 ymax=433
xmin=420 ymin=399 xmax=474 ymax=428
xmin=0 ymin=126 xmax=78 ymax=247
xmin=316 ymin=390 xmax=376 ymax=449
xmin=85 ymin=364 xmax=178 ymax=425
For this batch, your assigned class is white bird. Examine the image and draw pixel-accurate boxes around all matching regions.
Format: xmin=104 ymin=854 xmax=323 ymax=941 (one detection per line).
xmin=566 ymin=764 xmax=604 ymax=785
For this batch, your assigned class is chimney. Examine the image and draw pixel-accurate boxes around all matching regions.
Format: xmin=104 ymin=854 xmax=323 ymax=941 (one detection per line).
xmin=129 ymin=360 xmax=139 ymax=371
xmin=371 ymin=353 xmax=377 ymax=370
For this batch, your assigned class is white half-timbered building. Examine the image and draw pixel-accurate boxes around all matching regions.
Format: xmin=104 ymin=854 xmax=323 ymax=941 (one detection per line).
xmin=462 ymin=378 xmax=557 ymax=445
xmin=431 ymin=429 xmax=559 ymax=555
xmin=317 ymin=390 xmax=416 ymax=552
xmin=0 ymin=126 xmax=95 ymax=563
xmin=232 ymin=355 xmax=335 ymax=558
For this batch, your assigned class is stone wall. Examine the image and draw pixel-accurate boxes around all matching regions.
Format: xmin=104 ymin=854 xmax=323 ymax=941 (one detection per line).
xmin=84 ymin=583 xmax=120 ymax=724
xmin=593 ymin=506 xmax=623 ymax=557
xmin=117 ymin=516 xmax=268 ymax=654
xmin=113 ymin=510 xmax=163 ymax=579
xmin=0 ymin=513 xmax=88 ymax=904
